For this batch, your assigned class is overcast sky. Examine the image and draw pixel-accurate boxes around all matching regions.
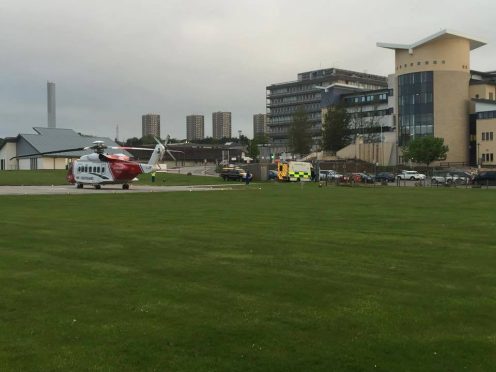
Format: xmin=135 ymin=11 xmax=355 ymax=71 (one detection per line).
xmin=1 ymin=0 xmax=495 ymax=141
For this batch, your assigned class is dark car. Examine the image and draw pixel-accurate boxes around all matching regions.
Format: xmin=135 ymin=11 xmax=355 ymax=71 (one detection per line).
xmin=472 ymin=171 xmax=496 ymax=186
xmin=351 ymin=173 xmax=374 ymax=183
xmin=220 ymin=168 xmax=247 ymax=181
xmin=268 ymin=170 xmax=278 ymax=180
xmin=374 ymin=172 xmax=395 ymax=182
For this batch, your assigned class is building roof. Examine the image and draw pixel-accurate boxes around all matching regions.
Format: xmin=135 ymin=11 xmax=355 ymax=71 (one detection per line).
xmin=17 ymin=127 xmax=131 ymax=158
xmin=377 ymin=29 xmax=486 ymax=52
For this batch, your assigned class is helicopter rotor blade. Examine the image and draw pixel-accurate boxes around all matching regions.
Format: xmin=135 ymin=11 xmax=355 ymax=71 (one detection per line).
xmin=10 ymin=147 xmax=88 ymax=160
xmin=109 ymin=146 xmax=156 ymax=151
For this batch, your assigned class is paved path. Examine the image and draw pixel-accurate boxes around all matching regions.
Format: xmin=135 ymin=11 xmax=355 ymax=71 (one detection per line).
xmin=0 ymin=184 xmax=245 ymax=196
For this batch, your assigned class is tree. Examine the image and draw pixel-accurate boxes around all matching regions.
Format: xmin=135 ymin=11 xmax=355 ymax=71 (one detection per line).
xmin=125 ymin=137 xmax=142 ymax=146
xmin=322 ymin=104 xmax=351 ymax=152
xmin=254 ymin=133 xmax=269 ymax=145
xmin=288 ymin=106 xmax=313 ymax=155
xmin=402 ymin=136 xmax=449 ymax=167
xmin=247 ymin=139 xmax=260 ymax=159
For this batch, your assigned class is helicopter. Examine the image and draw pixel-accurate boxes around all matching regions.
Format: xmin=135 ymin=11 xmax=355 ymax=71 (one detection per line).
xmin=12 ymin=137 xmax=180 ymax=190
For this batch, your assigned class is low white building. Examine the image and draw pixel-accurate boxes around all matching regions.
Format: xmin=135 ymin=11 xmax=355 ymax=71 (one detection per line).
xmin=0 ymin=127 xmax=130 ymax=170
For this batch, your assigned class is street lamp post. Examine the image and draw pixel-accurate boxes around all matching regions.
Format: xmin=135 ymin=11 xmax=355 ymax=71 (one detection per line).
xmin=477 ymin=142 xmax=480 ymax=168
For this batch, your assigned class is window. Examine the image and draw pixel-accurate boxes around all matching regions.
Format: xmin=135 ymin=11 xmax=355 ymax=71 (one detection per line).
xmin=433 ymin=60 xmax=437 ymax=64
xmin=490 ymin=92 xmax=494 ymax=100
xmin=442 ymin=60 xmax=445 ymax=64
xmin=482 ymin=132 xmax=486 ymax=141
xmin=491 ymin=132 xmax=494 ymax=141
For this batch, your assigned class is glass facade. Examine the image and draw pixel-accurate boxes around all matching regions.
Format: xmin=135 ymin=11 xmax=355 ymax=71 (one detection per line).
xmin=398 ymin=71 xmax=434 ymax=145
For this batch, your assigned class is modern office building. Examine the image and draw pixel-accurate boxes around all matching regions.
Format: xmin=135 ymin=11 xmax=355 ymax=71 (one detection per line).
xmin=377 ymin=29 xmax=494 ymax=165
xmin=266 ymin=68 xmax=388 ymax=152
xmin=212 ymin=112 xmax=232 ymax=139
xmin=253 ymin=113 xmax=267 ymax=138
xmin=47 ymin=81 xmax=56 ymax=128
xmin=142 ymin=114 xmax=160 ymax=138
xmin=186 ymin=115 xmax=205 ymax=141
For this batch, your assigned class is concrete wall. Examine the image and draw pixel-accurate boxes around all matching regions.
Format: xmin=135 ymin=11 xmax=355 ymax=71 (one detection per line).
xmin=469 ymin=84 xmax=496 ymax=100
xmin=39 ymin=157 xmax=69 ymax=170
xmin=433 ymin=70 xmax=470 ymax=163
xmin=395 ymin=37 xmax=471 ymax=74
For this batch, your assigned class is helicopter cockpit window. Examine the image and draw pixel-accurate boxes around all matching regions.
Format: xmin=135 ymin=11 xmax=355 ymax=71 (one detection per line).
xmin=101 ymin=167 xmax=105 ymax=173
xmin=84 ymin=166 xmax=88 ymax=172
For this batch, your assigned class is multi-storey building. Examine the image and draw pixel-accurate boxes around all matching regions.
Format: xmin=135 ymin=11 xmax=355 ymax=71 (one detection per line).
xmin=266 ymin=68 xmax=388 ymax=152
xmin=469 ymin=71 xmax=496 ymax=166
xmin=378 ymin=29 xmax=495 ymax=165
xmin=212 ymin=112 xmax=232 ymax=139
xmin=253 ymin=113 xmax=267 ymax=138
xmin=186 ymin=115 xmax=205 ymax=141
xmin=142 ymin=114 xmax=160 ymax=138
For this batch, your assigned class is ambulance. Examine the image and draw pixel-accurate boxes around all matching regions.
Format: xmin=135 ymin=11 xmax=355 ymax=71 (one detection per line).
xmin=276 ymin=161 xmax=313 ymax=182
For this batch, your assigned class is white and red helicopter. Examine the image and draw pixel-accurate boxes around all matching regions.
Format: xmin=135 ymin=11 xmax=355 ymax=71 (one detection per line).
xmin=14 ymin=137 xmax=179 ymax=189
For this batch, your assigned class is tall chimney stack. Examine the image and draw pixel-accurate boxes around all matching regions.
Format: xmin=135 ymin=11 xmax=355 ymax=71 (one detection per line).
xmin=47 ymin=81 xmax=56 ymax=128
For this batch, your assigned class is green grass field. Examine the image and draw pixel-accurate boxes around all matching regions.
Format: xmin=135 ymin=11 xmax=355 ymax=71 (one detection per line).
xmin=1 ymin=185 xmax=495 ymax=371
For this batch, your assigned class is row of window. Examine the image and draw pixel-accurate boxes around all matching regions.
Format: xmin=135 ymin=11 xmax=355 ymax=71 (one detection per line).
xmin=482 ymin=132 xmax=494 ymax=141
xmin=269 ymin=81 xmax=385 ymax=96
xmin=398 ymin=71 xmax=433 ymax=85
xmin=397 ymin=60 xmax=446 ymax=70
xmin=477 ymin=111 xmax=496 ymax=120
xmin=344 ymin=93 xmax=388 ymax=105
xmin=349 ymin=108 xmax=394 ymax=118
xmin=270 ymin=94 xmax=320 ymax=105
xmin=269 ymin=112 xmax=321 ymax=123
xmin=398 ymin=92 xmax=433 ymax=106
xmin=270 ymin=103 xmax=321 ymax=115
xmin=482 ymin=153 xmax=494 ymax=162
xmin=78 ymin=165 xmax=106 ymax=173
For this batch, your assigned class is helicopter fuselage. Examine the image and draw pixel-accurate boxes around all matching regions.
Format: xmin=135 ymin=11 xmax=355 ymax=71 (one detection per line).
xmin=67 ymin=153 xmax=154 ymax=186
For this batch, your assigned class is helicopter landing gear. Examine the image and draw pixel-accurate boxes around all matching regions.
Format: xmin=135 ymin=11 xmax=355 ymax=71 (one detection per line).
xmin=77 ymin=183 xmax=84 ymax=189
xmin=122 ymin=184 xmax=130 ymax=190
xmin=94 ymin=184 xmax=101 ymax=190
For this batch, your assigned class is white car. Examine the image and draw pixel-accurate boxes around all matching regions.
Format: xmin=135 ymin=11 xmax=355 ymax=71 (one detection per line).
xmin=431 ymin=172 xmax=471 ymax=185
xmin=397 ymin=170 xmax=426 ymax=180
xmin=319 ymin=170 xmax=343 ymax=181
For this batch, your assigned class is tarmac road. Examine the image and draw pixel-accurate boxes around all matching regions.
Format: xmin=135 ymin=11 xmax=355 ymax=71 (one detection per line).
xmin=0 ymin=184 xmax=244 ymax=196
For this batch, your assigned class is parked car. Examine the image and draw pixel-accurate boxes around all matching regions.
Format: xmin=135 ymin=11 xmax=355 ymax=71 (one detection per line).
xmin=374 ymin=172 xmax=395 ymax=183
xmin=351 ymin=173 xmax=374 ymax=183
xmin=319 ymin=170 xmax=343 ymax=181
xmin=268 ymin=170 xmax=278 ymax=180
xmin=472 ymin=171 xmax=496 ymax=186
xmin=220 ymin=167 xmax=247 ymax=181
xmin=397 ymin=170 xmax=426 ymax=180
xmin=431 ymin=171 xmax=472 ymax=185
